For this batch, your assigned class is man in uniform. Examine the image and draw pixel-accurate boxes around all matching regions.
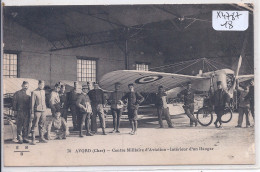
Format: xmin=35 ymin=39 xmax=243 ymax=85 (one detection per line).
xmin=76 ymin=85 xmax=93 ymax=137
xmin=212 ymin=81 xmax=229 ymax=128
xmin=12 ymin=81 xmax=31 ymax=144
xmin=88 ymin=82 xmax=106 ymax=135
xmin=122 ymin=83 xmax=144 ymax=135
xmin=155 ymin=86 xmax=174 ymax=128
xmin=245 ymin=79 xmax=254 ymax=120
xmin=67 ymin=81 xmax=81 ymax=131
xmin=109 ymin=82 xmax=124 ymax=133
xmin=179 ymin=82 xmax=198 ymax=127
xmin=31 ymin=80 xmax=48 ymax=145
xmin=49 ymin=83 xmax=61 ymax=117
xmin=235 ymin=85 xmax=251 ymax=128
xmin=59 ymin=84 xmax=68 ymax=122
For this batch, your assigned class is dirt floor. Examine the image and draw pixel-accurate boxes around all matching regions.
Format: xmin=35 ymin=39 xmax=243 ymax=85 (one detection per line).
xmin=3 ymin=105 xmax=255 ymax=166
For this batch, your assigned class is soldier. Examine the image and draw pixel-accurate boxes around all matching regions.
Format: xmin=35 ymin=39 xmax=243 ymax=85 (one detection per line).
xmin=109 ymin=82 xmax=124 ymax=133
xmin=212 ymin=81 xmax=229 ymax=128
xmin=122 ymin=83 xmax=144 ymax=135
xmin=88 ymin=82 xmax=106 ymax=135
xmin=12 ymin=81 xmax=31 ymax=144
xmin=46 ymin=112 xmax=69 ymax=140
xmin=178 ymin=82 xmax=198 ymax=127
xmin=49 ymin=83 xmax=61 ymax=117
xmin=31 ymin=80 xmax=48 ymax=145
xmin=235 ymin=85 xmax=251 ymax=128
xmin=67 ymin=81 xmax=81 ymax=131
xmin=76 ymin=85 xmax=93 ymax=137
xmin=59 ymin=84 xmax=68 ymax=122
xmin=155 ymin=86 xmax=174 ymax=128
xmin=245 ymin=79 xmax=254 ymax=120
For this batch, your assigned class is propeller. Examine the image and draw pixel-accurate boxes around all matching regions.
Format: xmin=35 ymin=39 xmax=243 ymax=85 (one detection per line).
xmin=231 ymin=55 xmax=242 ymax=90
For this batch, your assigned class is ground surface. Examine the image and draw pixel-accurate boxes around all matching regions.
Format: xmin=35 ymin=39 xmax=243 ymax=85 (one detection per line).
xmin=3 ymin=105 xmax=255 ymax=166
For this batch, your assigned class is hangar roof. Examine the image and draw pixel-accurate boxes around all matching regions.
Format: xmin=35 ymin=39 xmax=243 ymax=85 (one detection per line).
xmin=3 ymin=4 xmax=254 ymax=69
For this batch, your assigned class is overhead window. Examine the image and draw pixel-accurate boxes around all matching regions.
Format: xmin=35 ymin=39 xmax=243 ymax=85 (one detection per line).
xmin=136 ymin=62 xmax=149 ymax=71
xmin=3 ymin=53 xmax=18 ymax=78
xmin=77 ymin=58 xmax=97 ymax=82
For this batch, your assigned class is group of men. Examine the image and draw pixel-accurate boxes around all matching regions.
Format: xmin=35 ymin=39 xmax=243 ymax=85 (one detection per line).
xmin=11 ymin=78 xmax=255 ymax=145
xmin=11 ymin=80 xmax=147 ymax=145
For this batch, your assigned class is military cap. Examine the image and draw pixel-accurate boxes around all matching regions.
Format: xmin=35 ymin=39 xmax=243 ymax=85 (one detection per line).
xmin=38 ymin=80 xmax=44 ymax=84
xmin=128 ymin=83 xmax=134 ymax=87
xmin=22 ymin=81 xmax=29 ymax=85
xmin=54 ymin=83 xmax=61 ymax=88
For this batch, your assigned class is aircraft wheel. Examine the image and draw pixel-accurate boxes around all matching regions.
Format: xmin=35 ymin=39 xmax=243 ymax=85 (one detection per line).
xmin=221 ymin=107 xmax=233 ymax=123
xmin=196 ymin=107 xmax=213 ymax=126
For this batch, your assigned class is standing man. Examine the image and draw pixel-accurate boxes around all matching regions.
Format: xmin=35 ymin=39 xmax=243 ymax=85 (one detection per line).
xmin=122 ymin=83 xmax=144 ymax=135
xmin=59 ymin=84 xmax=68 ymax=122
xmin=178 ymin=82 xmax=198 ymax=127
xmin=155 ymin=86 xmax=174 ymax=128
xmin=235 ymin=85 xmax=251 ymax=128
xmin=76 ymin=85 xmax=93 ymax=137
xmin=68 ymin=81 xmax=81 ymax=131
xmin=88 ymin=82 xmax=106 ymax=135
xmin=49 ymin=83 xmax=61 ymax=117
xmin=12 ymin=81 xmax=31 ymax=144
xmin=109 ymin=82 xmax=124 ymax=133
xmin=245 ymin=79 xmax=254 ymax=120
xmin=31 ymin=80 xmax=48 ymax=145
xmin=212 ymin=81 xmax=229 ymax=128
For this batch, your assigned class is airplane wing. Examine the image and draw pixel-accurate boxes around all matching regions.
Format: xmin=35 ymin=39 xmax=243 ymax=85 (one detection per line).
xmin=237 ymin=74 xmax=254 ymax=83
xmin=99 ymin=70 xmax=209 ymax=93
xmin=3 ymin=78 xmax=39 ymax=94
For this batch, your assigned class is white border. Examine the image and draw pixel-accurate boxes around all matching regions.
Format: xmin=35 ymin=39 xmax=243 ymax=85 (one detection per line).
xmin=1 ymin=0 xmax=259 ymax=171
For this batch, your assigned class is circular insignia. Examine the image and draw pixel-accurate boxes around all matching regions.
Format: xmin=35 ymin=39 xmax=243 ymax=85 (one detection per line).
xmin=135 ymin=75 xmax=163 ymax=84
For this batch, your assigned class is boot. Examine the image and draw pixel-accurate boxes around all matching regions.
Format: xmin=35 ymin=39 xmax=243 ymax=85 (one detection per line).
xmin=86 ymin=132 xmax=93 ymax=136
xmin=23 ymin=137 xmax=30 ymax=143
xmin=195 ymin=120 xmax=198 ymax=127
xmin=79 ymin=125 xmax=84 ymax=137
xmin=31 ymin=132 xmax=36 ymax=145
xmin=39 ymin=131 xmax=48 ymax=143
xmin=102 ymin=128 xmax=107 ymax=135
xmin=18 ymin=135 xmax=23 ymax=144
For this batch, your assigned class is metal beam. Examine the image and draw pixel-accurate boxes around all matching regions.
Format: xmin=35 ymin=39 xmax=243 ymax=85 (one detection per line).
xmin=49 ymin=29 xmax=125 ymax=51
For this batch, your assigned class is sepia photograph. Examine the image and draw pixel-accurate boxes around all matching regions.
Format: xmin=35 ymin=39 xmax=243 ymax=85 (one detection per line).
xmin=1 ymin=1 xmax=256 ymax=168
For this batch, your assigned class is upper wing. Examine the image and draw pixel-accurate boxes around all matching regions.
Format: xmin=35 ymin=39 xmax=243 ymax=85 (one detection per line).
xmin=3 ymin=78 xmax=39 ymax=94
xmin=237 ymin=74 xmax=254 ymax=83
xmin=100 ymin=70 xmax=209 ymax=93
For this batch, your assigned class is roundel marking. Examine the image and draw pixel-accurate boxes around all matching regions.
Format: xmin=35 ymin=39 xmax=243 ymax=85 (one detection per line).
xmin=135 ymin=75 xmax=163 ymax=84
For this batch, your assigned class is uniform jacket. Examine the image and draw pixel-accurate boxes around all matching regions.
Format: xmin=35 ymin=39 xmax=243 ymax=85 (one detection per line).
xmin=59 ymin=91 xmax=68 ymax=109
xmin=238 ymin=88 xmax=250 ymax=108
xmin=122 ymin=92 xmax=144 ymax=109
xmin=76 ymin=93 xmax=92 ymax=113
xmin=109 ymin=91 xmax=124 ymax=109
xmin=179 ymin=89 xmax=195 ymax=105
xmin=155 ymin=92 xmax=168 ymax=108
xmin=245 ymin=85 xmax=254 ymax=104
xmin=47 ymin=117 xmax=67 ymax=132
xmin=88 ymin=89 xmax=106 ymax=105
xmin=12 ymin=89 xmax=31 ymax=111
xmin=49 ymin=91 xmax=61 ymax=113
xmin=67 ymin=89 xmax=81 ymax=107
xmin=213 ymin=88 xmax=229 ymax=107
xmin=31 ymin=88 xmax=47 ymax=113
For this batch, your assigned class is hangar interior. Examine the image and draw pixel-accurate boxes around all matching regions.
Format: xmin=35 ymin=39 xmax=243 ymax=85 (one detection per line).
xmin=2 ymin=5 xmax=256 ymax=164
xmin=3 ymin=4 xmax=254 ymax=87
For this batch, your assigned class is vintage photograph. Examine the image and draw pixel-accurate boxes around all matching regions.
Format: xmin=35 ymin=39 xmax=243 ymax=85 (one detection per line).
xmin=2 ymin=3 xmax=255 ymax=166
